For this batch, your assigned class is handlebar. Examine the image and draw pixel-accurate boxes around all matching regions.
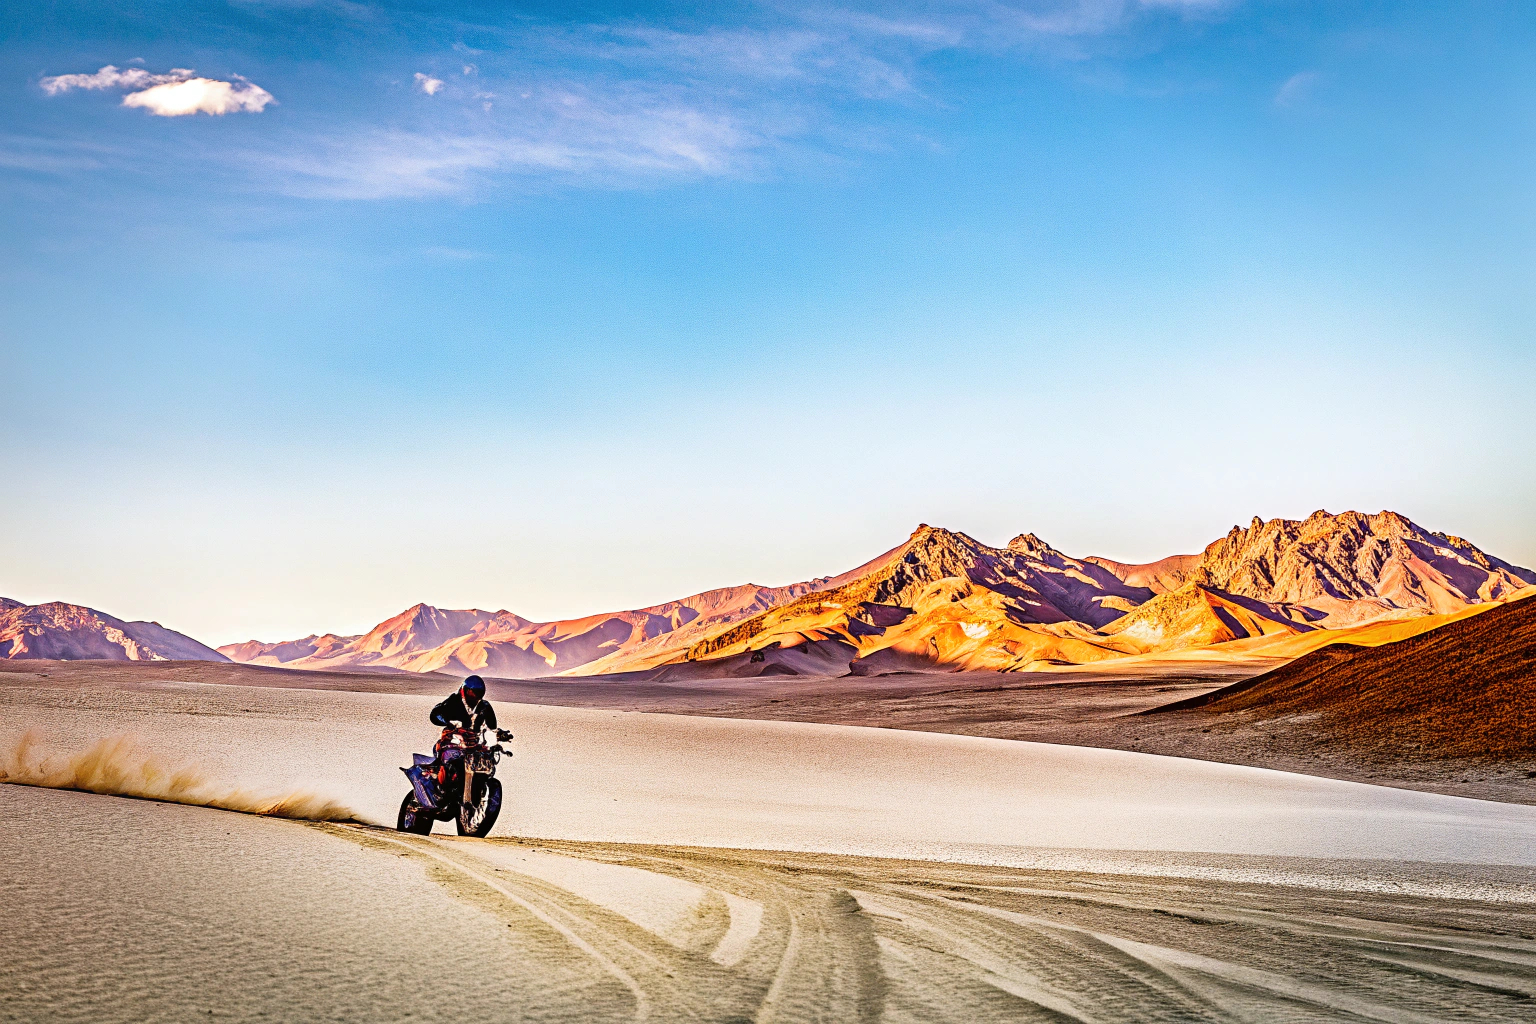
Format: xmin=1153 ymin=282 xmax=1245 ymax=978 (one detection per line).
xmin=439 ymin=726 xmax=514 ymax=746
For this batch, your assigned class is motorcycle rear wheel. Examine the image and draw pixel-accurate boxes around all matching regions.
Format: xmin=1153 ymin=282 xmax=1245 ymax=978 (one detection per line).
xmin=397 ymin=792 xmax=434 ymax=835
xmin=457 ymin=777 xmax=502 ymax=838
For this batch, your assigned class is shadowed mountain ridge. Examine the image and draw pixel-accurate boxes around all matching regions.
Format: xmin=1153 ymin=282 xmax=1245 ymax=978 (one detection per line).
xmin=0 ymin=599 xmax=229 ymax=662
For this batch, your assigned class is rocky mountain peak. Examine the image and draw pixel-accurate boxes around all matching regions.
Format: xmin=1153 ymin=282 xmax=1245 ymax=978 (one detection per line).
xmin=1196 ymin=510 xmax=1533 ymax=621
xmin=898 ymin=525 xmax=988 ymax=567
xmin=1007 ymin=532 xmax=1059 ymax=560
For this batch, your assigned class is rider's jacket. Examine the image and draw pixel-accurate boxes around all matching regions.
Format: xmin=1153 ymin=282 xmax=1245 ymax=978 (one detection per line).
xmin=430 ymin=691 xmax=498 ymax=732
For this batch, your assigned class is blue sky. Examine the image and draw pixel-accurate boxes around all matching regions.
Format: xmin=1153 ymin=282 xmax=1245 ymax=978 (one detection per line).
xmin=3 ymin=0 xmax=1534 ymax=644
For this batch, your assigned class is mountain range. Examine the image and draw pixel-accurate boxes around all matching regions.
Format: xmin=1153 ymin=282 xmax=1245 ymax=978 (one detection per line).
xmin=208 ymin=509 xmax=1534 ymax=679
xmin=5 ymin=509 xmax=1529 ymax=675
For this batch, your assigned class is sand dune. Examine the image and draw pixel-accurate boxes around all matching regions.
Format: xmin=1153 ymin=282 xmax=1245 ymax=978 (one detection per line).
xmin=1154 ymin=590 xmax=1536 ymax=760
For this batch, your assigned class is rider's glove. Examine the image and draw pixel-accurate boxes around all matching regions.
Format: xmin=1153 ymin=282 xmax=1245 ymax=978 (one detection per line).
xmin=496 ymin=729 xmax=514 ymax=742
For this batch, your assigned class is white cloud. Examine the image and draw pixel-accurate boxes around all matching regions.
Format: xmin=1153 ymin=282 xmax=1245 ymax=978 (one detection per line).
xmin=123 ymin=78 xmax=274 ymax=116
xmin=1274 ymin=70 xmax=1319 ymax=108
xmin=414 ymin=72 xmax=444 ymax=95
xmin=40 ymin=65 xmax=274 ymax=116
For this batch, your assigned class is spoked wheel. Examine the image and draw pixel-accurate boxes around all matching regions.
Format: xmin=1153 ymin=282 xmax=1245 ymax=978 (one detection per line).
xmin=457 ymin=777 xmax=502 ymax=838
xmin=397 ymin=792 xmax=434 ymax=834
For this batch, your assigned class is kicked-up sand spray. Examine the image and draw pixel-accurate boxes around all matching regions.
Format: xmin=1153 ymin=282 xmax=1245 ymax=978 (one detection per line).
xmin=0 ymin=729 xmax=363 ymax=822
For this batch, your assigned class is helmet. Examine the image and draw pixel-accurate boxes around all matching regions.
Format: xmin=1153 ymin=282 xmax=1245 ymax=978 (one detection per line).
xmin=461 ymin=675 xmax=486 ymax=702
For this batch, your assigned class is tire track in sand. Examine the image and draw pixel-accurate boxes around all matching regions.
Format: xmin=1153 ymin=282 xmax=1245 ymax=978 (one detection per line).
xmin=351 ymin=829 xmax=653 ymax=1021
xmin=477 ymin=840 xmax=1536 ymax=1024
xmin=326 ymin=829 xmax=1536 ymax=1024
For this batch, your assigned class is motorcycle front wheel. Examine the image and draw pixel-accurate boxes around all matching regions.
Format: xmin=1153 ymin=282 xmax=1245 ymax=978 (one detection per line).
xmin=457 ymin=777 xmax=502 ymax=838
xmin=397 ymin=792 xmax=434 ymax=835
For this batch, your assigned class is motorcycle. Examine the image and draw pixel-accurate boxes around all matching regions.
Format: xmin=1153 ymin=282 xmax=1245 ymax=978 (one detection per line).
xmin=396 ymin=726 xmax=512 ymax=837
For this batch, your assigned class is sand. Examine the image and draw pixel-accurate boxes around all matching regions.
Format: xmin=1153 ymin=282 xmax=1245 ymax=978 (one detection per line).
xmin=6 ymin=784 xmax=1536 ymax=1023
xmin=9 ymin=674 xmax=1536 ymax=1021
xmin=12 ymin=658 xmax=1534 ymax=805
xmin=6 ymin=675 xmax=1536 ymax=867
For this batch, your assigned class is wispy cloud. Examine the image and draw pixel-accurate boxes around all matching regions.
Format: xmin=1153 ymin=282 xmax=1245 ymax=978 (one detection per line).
xmin=41 ymin=65 xmax=274 ymax=116
xmin=1274 ymin=70 xmax=1319 ymax=108
xmin=266 ymin=86 xmax=756 ymax=199
xmin=898 ymin=0 xmax=1232 ymax=43
xmin=27 ymin=2 xmax=1243 ymax=198
xmin=582 ymin=24 xmax=920 ymax=99
xmin=320 ymin=2 xmax=1231 ymax=198
xmin=0 ymin=134 xmax=117 ymax=173
xmin=41 ymin=65 xmax=191 ymax=95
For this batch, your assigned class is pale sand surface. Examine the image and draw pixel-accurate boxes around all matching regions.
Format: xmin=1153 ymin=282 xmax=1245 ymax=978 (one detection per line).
xmin=6 ymin=784 xmax=1536 ymax=1023
xmin=14 ymin=659 xmax=1530 ymax=803
xmin=9 ymin=678 xmax=1536 ymax=1022
xmin=5 ymin=676 xmax=1536 ymax=867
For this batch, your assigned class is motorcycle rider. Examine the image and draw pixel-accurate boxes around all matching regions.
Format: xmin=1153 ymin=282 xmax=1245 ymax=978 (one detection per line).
xmin=431 ymin=674 xmax=498 ymax=734
xmin=398 ymin=675 xmax=511 ymax=833
xmin=426 ymin=676 xmax=509 ymax=796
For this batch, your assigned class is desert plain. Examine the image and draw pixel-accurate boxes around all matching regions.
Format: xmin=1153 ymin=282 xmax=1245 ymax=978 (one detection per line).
xmin=5 ymin=652 xmax=1536 ymax=1024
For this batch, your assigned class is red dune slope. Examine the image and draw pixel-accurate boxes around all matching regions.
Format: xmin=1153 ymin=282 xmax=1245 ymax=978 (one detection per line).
xmin=1151 ymin=593 xmax=1536 ymax=760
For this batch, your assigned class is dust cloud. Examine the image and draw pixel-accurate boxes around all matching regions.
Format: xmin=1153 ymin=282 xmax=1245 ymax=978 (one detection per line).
xmin=0 ymin=729 xmax=362 ymax=822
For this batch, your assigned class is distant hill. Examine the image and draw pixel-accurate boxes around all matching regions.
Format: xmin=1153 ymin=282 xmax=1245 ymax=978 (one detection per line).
xmin=1099 ymin=583 xmax=1314 ymax=651
xmin=1082 ymin=553 xmax=1203 ymax=595
xmin=0 ymin=599 xmax=228 ymax=662
xmin=218 ymin=580 xmax=849 ymax=677
xmin=1151 ymin=590 xmax=1536 ymax=760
